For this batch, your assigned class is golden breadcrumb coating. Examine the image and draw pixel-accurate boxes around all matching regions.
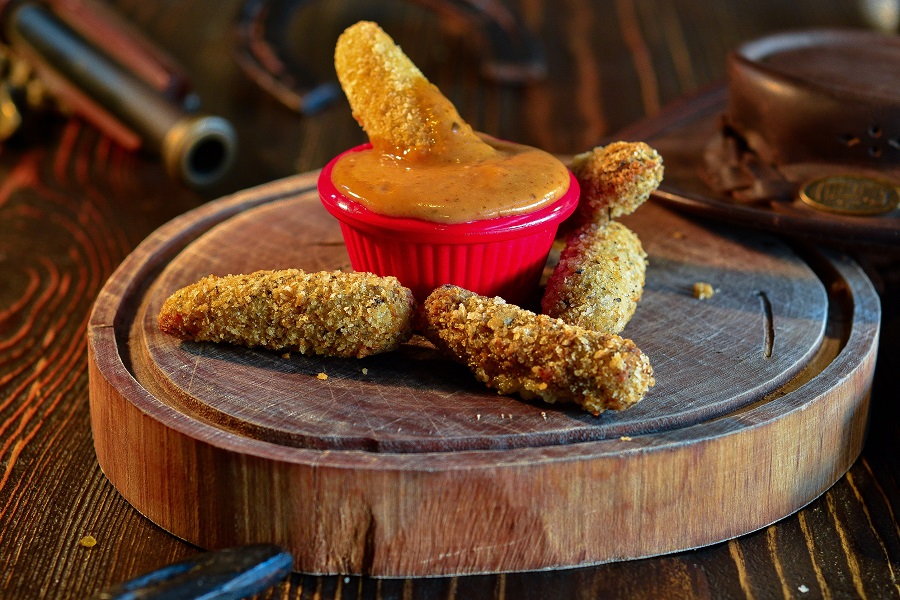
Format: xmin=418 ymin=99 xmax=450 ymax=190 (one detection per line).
xmin=571 ymin=141 xmax=664 ymax=227
xmin=334 ymin=21 xmax=488 ymax=159
xmin=542 ymin=222 xmax=647 ymax=335
xmin=421 ymin=285 xmax=654 ymax=415
xmin=693 ymin=282 xmax=715 ymax=300
xmin=158 ymin=269 xmax=416 ymax=358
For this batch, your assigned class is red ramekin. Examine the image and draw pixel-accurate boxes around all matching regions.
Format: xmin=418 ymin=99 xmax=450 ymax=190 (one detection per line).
xmin=318 ymin=143 xmax=580 ymax=305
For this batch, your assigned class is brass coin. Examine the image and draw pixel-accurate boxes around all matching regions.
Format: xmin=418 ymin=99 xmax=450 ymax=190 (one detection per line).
xmin=800 ymin=175 xmax=900 ymax=216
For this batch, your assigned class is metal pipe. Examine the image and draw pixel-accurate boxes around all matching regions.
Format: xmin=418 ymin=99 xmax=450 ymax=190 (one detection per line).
xmin=3 ymin=1 xmax=237 ymax=188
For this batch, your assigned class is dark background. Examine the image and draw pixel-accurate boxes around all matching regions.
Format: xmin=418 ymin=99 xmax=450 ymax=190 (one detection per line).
xmin=2 ymin=0 xmax=898 ymax=597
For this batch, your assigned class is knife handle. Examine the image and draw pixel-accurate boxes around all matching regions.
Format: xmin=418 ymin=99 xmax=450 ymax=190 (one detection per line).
xmin=95 ymin=544 xmax=293 ymax=600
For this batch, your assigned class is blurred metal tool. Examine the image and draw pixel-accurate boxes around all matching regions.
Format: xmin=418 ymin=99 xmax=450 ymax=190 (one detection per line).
xmin=95 ymin=544 xmax=293 ymax=600
xmin=235 ymin=0 xmax=341 ymax=115
xmin=0 ymin=0 xmax=237 ymax=188
xmin=420 ymin=0 xmax=547 ymax=82
xmin=234 ymin=0 xmax=546 ymax=115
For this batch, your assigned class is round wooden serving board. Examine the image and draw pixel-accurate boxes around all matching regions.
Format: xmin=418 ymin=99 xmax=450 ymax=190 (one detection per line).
xmin=87 ymin=172 xmax=880 ymax=577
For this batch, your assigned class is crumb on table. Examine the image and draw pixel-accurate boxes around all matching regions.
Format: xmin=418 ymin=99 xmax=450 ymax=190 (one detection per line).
xmin=693 ymin=282 xmax=715 ymax=300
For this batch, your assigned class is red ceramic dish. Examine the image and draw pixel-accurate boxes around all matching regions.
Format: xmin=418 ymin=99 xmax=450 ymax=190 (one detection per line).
xmin=318 ymin=143 xmax=580 ymax=305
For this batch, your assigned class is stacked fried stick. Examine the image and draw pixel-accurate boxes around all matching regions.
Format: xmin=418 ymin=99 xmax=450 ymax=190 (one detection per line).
xmin=420 ymin=144 xmax=662 ymax=415
xmin=157 ymin=22 xmax=664 ymax=415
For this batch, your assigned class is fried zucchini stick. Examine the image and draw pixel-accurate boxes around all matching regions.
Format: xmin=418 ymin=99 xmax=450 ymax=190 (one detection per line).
xmin=570 ymin=141 xmax=663 ymax=228
xmin=543 ymin=141 xmax=662 ymax=332
xmin=334 ymin=21 xmax=492 ymax=161
xmin=542 ymin=222 xmax=647 ymax=335
xmin=158 ymin=269 xmax=416 ymax=358
xmin=421 ymin=285 xmax=654 ymax=414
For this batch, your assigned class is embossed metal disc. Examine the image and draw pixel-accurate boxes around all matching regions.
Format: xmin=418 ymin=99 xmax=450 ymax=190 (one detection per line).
xmin=800 ymin=175 xmax=900 ymax=216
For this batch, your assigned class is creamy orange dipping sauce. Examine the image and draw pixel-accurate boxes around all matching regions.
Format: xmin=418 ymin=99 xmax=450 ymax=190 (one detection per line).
xmin=330 ymin=135 xmax=570 ymax=224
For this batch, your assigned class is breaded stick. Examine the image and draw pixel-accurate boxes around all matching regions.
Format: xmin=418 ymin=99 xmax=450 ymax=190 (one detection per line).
xmin=543 ymin=142 xmax=660 ymax=332
xmin=570 ymin=141 xmax=663 ymax=227
xmin=421 ymin=285 xmax=654 ymax=415
xmin=334 ymin=21 xmax=492 ymax=161
xmin=542 ymin=222 xmax=647 ymax=335
xmin=158 ymin=269 xmax=416 ymax=358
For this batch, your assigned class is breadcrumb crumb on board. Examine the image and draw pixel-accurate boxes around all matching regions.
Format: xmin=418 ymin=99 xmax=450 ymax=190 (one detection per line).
xmin=693 ymin=282 xmax=715 ymax=300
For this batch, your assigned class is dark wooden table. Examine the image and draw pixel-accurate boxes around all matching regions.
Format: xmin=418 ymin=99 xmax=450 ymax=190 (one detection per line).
xmin=3 ymin=0 xmax=899 ymax=597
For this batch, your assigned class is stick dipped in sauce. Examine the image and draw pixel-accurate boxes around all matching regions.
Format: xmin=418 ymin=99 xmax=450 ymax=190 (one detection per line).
xmin=331 ymin=21 xmax=570 ymax=224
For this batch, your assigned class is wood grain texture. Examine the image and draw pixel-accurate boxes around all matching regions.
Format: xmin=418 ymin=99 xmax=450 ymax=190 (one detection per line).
xmin=86 ymin=173 xmax=878 ymax=576
xmin=4 ymin=0 xmax=900 ymax=597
